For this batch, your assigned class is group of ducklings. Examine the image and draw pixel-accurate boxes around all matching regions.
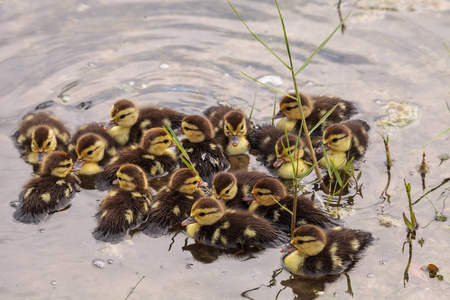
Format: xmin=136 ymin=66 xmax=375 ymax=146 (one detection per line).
xmin=12 ymin=93 xmax=373 ymax=278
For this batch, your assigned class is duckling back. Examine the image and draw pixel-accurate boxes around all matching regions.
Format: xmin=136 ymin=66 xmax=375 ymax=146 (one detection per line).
xmin=248 ymin=125 xmax=285 ymax=165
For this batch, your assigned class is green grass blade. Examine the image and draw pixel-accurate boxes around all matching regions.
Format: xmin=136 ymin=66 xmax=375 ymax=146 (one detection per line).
xmin=295 ymin=11 xmax=351 ymax=76
xmin=444 ymin=42 xmax=450 ymax=53
xmin=411 ymin=128 xmax=450 ymax=153
xmin=308 ymin=104 xmax=338 ymax=135
xmin=270 ymin=195 xmax=293 ymax=215
xmin=239 ymin=70 xmax=291 ymax=97
xmin=228 ymin=0 xmax=289 ymax=68
xmin=180 ymin=156 xmax=195 ymax=172
xmin=249 ymin=87 xmax=258 ymax=120
xmin=274 ymin=0 xmax=293 ymax=70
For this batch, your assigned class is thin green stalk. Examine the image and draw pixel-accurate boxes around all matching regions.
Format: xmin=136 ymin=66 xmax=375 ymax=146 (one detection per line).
xmin=249 ymin=87 xmax=258 ymax=120
xmin=124 ymin=276 xmax=145 ymax=300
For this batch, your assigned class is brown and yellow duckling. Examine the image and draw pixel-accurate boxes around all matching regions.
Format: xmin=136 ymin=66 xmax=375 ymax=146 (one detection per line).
xmin=68 ymin=123 xmax=118 ymax=175
xmin=318 ymin=120 xmax=370 ymax=169
xmin=274 ymin=134 xmax=312 ymax=179
xmin=244 ymin=178 xmax=338 ymax=232
xmin=273 ymin=92 xmax=357 ymax=135
xmin=248 ymin=125 xmax=285 ymax=165
xmin=105 ymin=99 xmax=185 ymax=146
xmin=176 ymin=115 xmax=229 ymax=181
xmin=95 ymin=127 xmax=177 ymax=191
xmin=15 ymin=111 xmax=70 ymax=165
xmin=13 ymin=151 xmax=80 ymax=224
xmin=181 ymin=197 xmax=285 ymax=249
xmin=140 ymin=168 xmax=207 ymax=237
xmin=204 ymin=106 xmax=252 ymax=155
xmin=212 ymin=170 xmax=270 ymax=210
xmin=93 ymin=164 xmax=152 ymax=243
xmin=281 ymin=224 xmax=373 ymax=277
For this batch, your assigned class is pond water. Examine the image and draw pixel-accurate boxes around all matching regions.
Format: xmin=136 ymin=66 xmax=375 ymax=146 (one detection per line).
xmin=1 ymin=0 xmax=449 ymax=299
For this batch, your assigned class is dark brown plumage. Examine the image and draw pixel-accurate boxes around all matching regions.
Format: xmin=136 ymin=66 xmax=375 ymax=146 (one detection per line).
xmin=177 ymin=115 xmax=229 ymax=182
xmin=93 ymin=164 xmax=152 ymax=243
xmin=281 ymin=225 xmax=373 ymax=277
xmin=182 ymin=197 xmax=286 ymax=249
xmin=274 ymin=92 xmax=358 ymax=135
xmin=106 ymin=99 xmax=185 ymax=146
xmin=245 ymin=178 xmax=338 ymax=231
xmin=248 ymin=125 xmax=285 ymax=165
xmin=15 ymin=111 xmax=70 ymax=165
xmin=212 ymin=170 xmax=270 ymax=210
xmin=95 ymin=128 xmax=177 ymax=191
xmin=13 ymin=151 xmax=80 ymax=224
xmin=140 ymin=168 xmax=206 ymax=237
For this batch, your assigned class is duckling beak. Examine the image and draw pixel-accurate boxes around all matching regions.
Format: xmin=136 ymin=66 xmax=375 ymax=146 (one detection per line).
xmin=272 ymin=110 xmax=285 ymax=120
xmin=71 ymin=158 xmax=85 ymax=172
xmin=231 ymin=134 xmax=239 ymax=147
xmin=198 ymin=181 xmax=208 ymax=188
xmin=243 ymin=194 xmax=256 ymax=202
xmin=281 ymin=243 xmax=296 ymax=253
xmin=104 ymin=120 xmax=118 ymax=131
xmin=112 ymin=179 xmax=119 ymax=186
xmin=36 ymin=152 xmax=46 ymax=163
xmin=169 ymin=141 xmax=177 ymax=148
xmin=173 ymin=128 xmax=183 ymax=136
xmin=181 ymin=216 xmax=197 ymax=226
xmin=273 ymin=157 xmax=285 ymax=168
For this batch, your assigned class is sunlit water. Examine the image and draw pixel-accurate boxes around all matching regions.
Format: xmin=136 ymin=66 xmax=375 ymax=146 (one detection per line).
xmin=1 ymin=0 xmax=449 ymax=299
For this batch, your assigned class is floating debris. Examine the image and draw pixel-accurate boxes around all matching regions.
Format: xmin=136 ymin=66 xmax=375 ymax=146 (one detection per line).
xmin=160 ymin=63 xmax=170 ymax=69
xmin=256 ymin=75 xmax=283 ymax=87
xmin=93 ymin=259 xmax=105 ymax=268
xmin=50 ymin=280 xmax=57 ymax=286
xmin=378 ymin=214 xmax=402 ymax=227
xmin=438 ymin=154 xmax=449 ymax=166
xmin=376 ymin=101 xmax=418 ymax=129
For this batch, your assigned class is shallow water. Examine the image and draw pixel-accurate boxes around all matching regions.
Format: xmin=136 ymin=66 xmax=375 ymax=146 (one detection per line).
xmin=1 ymin=0 xmax=449 ymax=299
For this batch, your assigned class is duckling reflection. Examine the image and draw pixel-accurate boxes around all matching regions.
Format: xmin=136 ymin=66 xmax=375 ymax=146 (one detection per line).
xmin=280 ymin=274 xmax=341 ymax=300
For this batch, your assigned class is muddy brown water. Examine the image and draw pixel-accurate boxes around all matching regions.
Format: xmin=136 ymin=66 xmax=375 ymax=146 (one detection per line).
xmin=1 ymin=1 xmax=449 ymax=299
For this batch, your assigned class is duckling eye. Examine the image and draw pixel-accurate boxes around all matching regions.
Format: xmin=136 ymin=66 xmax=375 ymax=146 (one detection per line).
xmin=297 ymin=240 xmax=305 ymax=245
xmin=285 ymin=105 xmax=298 ymax=111
xmin=118 ymin=177 xmax=123 ymax=181
xmin=225 ymin=125 xmax=229 ymax=131
xmin=47 ymin=141 xmax=51 ymax=147
xmin=192 ymin=181 xmax=198 ymax=185
xmin=64 ymin=163 xmax=71 ymax=168
xmin=199 ymin=212 xmax=206 ymax=217
xmin=225 ymin=189 xmax=231 ymax=194
xmin=119 ymin=115 xmax=126 ymax=119
xmin=163 ymin=139 xmax=169 ymax=143
xmin=257 ymin=192 xmax=262 ymax=196
xmin=87 ymin=150 xmax=93 ymax=155
xmin=331 ymin=138 xmax=338 ymax=143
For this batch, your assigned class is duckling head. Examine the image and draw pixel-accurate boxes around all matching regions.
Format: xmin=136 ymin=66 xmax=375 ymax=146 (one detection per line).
xmin=106 ymin=99 xmax=139 ymax=130
xmin=322 ymin=124 xmax=352 ymax=153
xmin=31 ymin=125 xmax=58 ymax=163
xmin=273 ymin=134 xmax=305 ymax=168
xmin=244 ymin=177 xmax=286 ymax=206
xmin=40 ymin=151 xmax=73 ymax=178
xmin=73 ymin=133 xmax=106 ymax=170
xmin=282 ymin=225 xmax=326 ymax=257
xmin=181 ymin=115 xmax=214 ymax=143
xmin=114 ymin=164 xmax=148 ymax=191
xmin=182 ymin=197 xmax=224 ymax=226
xmin=212 ymin=171 xmax=238 ymax=203
xmin=223 ymin=111 xmax=247 ymax=147
xmin=272 ymin=93 xmax=313 ymax=121
xmin=169 ymin=168 xmax=208 ymax=194
xmin=141 ymin=128 xmax=175 ymax=156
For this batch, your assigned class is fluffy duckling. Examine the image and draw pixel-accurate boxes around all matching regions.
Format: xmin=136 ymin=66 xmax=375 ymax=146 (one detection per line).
xmin=93 ymin=164 xmax=152 ymax=243
xmin=140 ymin=168 xmax=207 ymax=237
xmin=318 ymin=120 xmax=370 ymax=169
xmin=13 ymin=151 xmax=80 ymax=224
xmin=176 ymin=115 xmax=229 ymax=181
xmin=68 ymin=123 xmax=118 ymax=175
xmin=244 ymin=178 xmax=337 ymax=231
xmin=212 ymin=170 xmax=270 ymax=210
xmin=181 ymin=197 xmax=285 ymax=249
xmin=95 ymin=127 xmax=177 ymax=191
xmin=204 ymin=106 xmax=252 ymax=155
xmin=105 ymin=99 xmax=185 ymax=146
xmin=281 ymin=224 xmax=373 ymax=277
xmin=15 ymin=112 xmax=70 ymax=165
xmin=274 ymin=134 xmax=312 ymax=179
xmin=273 ymin=92 xmax=357 ymax=135
xmin=248 ymin=125 xmax=285 ymax=165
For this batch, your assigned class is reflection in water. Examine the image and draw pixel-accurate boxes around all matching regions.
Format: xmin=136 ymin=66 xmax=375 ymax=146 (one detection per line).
xmin=241 ymin=268 xmax=284 ymax=300
xmin=182 ymin=241 xmax=263 ymax=264
xmin=228 ymin=153 xmax=250 ymax=171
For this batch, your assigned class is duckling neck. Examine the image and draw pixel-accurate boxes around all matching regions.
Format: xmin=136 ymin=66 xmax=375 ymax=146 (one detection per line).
xmin=225 ymin=136 xmax=249 ymax=155
xmin=186 ymin=223 xmax=201 ymax=238
xmin=109 ymin=126 xmax=131 ymax=146
xmin=248 ymin=201 xmax=260 ymax=213
xmin=283 ymin=251 xmax=306 ymax=275
xmin=78 ymin=162 xmax=103 ymax=175
xmin=277 ymin=160 xmax=309 ymax=179
xmin=277 ymin=117 xmax=297 ymax=132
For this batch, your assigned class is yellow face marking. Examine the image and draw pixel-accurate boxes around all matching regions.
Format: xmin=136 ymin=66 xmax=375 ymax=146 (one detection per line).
xmin=252 ymin=187 xmax=277 ymax=206
xmin=182 ymin=121 xmax=206 ymax=143
xmin=41 ymin=193 xmax=51 ymax=202
xmin=77 ymin=140 xmax=105 ymax=163
xmin=116 ymin=171 xmax=136 ymax=191
xmin=148 ymin=135 xmax=172 ymax=155
xmin=178 ymin=176 xmax=202 ymax=194
xmin=51 ymin=159 xmax=73 ymax=178
xmin=215 ymin=182 xmax=237 ymax=202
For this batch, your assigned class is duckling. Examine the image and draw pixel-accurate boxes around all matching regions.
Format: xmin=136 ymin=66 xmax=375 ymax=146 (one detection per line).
xmin=105 ymin=99 xmax=185 ymax=146
xmin=15 ymin=112 xmax=70 ymax=165
xmin=68 ymin=123 xmax=118 ymax=175
xmin=176 ymin=115 xmax=229 ymax=182
xmin=93 ymin=164 xmax=152 ymax=243
xmin=273 ymin=92 xmax=357 ymax=135
xmin=204 ymin=106 xmax=252 ymax=155
xmin=318 ymin=120 xmax=370 ymax=169
xmin=140 ymin=168 xmax=207 ymax=237
xmin=13 ymin=151 xmax=80 ymax=224
xmin=181 ymin=197 xmax=285 ymax=249
xmin=281 ymin=224 xmax=373 ymax=277
xmin=212 ymin=170 xmax=270 ymax=210
xmin=95 ymin=127 xmax=177 ymax=191
xmin=274 ymin=134 xmax=312 ymax=179
xmin=248 ymin=125 xmax=286 ymax=165
xmin=244 ymin=178 xmax=337 ymax=231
